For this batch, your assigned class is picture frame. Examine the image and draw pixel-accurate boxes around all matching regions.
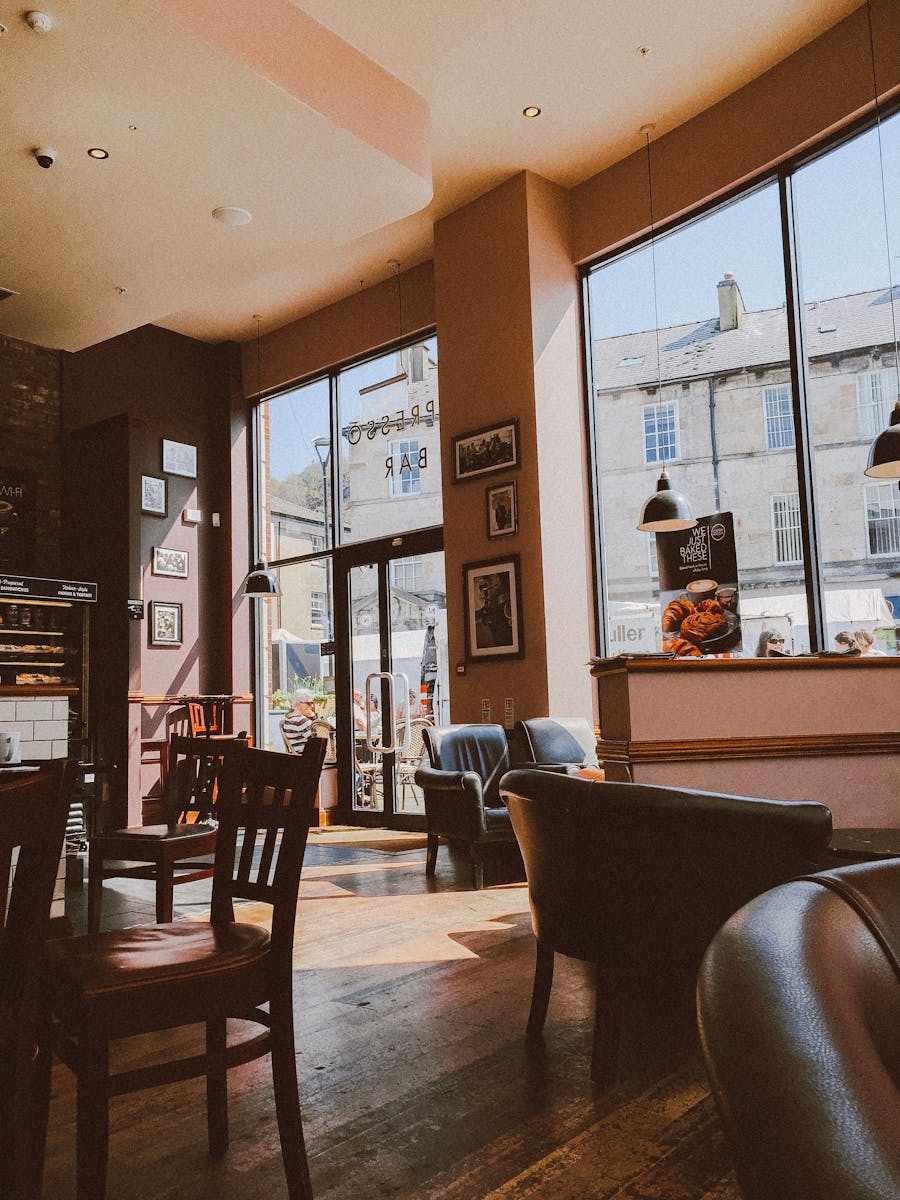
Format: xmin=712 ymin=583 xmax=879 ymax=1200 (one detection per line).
xmin=486 ymin=481 xmax=518 ymax=538
xmin=161 ymin=438 xmax=197 ymax=479
xmin=149 ymin=600 xmax=183 ymax=647
xmin=463 ymin=554 xmax=524 ymax=661
xmin=151 ymin=545 xmax=189 ymax=579
xmin=452 ymin=418 xmax=519 ymax=483
xmin=141 ymin=474 xmax=167 ymax=516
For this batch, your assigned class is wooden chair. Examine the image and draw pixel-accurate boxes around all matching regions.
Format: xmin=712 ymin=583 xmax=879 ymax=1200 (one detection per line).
xmin=42 ymin=740 xmax=327 ymax=1200
xmin=0 ymin=761 xmax=73 ymax=1200
xmin=87 ymin=734 xmax=247 ymax=932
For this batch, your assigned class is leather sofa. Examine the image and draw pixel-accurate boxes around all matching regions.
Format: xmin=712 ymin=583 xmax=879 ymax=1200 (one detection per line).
xmin=697 ymin=859 xmax=900 ymax=1200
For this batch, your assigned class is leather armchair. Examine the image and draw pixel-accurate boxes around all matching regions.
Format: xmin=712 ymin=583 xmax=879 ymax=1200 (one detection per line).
xmin=508 ymin=716 xmax=599 ymax=773
xmin=415 ymin=724 xmax=517 ymax=889
xmin=500 ymin=768 xmax=833 ymax=1084
xmin=697 ymin=859 xmax=900 ymax=1200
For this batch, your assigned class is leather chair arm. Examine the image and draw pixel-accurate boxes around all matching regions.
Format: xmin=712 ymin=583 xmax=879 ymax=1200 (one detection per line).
xmin=414 ymin=764 xmax=483 ymax=797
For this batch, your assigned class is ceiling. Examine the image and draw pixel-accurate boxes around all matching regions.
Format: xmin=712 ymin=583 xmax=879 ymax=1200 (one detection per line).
xmin=0 ymin=0 xmax=862 ymax=352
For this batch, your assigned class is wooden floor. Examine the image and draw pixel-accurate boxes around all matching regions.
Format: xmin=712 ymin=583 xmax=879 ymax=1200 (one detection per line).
xmin=43 ymin=832 xmax=740 ymax=1200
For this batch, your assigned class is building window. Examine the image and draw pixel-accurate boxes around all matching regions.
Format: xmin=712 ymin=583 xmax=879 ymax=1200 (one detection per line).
xmin=310 ymin=533 xmax=325 ymax=553
xmin=866 ymin=483 xmax=900 ymax=556
xmin=310 ymin=591 xmax=325 ymax=627
xmin=390 ymin=555 xmax=422 ymax=592
xmin=858 ymin=370 xmax=893 ymax=439
xmin=388 ymin=439 xmax=421 ymax=496
xmin=647 ymin=532 xmax=658 ymax=579
xmin=771 ymin=493 xmax=803 ymax=564
xmin=642 ymin=401 xmax=678 ymax=464
xmin=764 ymin=385 xmax=795 ymax=450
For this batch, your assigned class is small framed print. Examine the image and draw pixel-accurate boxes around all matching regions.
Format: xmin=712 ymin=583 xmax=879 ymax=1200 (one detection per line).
xmin=141 ymin=475 xmax=167 ymax=516
xmin=452 ymin=418 xmax=519 ymax=483
xmin=151 ymin=546 xmax=189 ymax=579
xmin=149 ymin=600 xmax=182 ymax=647
xmin=463 ymin=555 xmax=524 ymax=661
xmin=162 ymin=438 xmax=197 ymax=479
xmin=486 ymin=481 xmax=518 ymax=539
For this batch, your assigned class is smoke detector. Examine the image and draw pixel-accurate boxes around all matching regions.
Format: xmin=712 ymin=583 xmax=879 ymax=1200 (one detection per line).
xmin=25 ymin=10 xmax=53 ymax=33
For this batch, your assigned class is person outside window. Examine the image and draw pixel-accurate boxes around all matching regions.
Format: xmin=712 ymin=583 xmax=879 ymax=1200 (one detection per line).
xmin=833 ymin=631 xmax=860 ymax=655
xmin=281 ymin=688 xmax=317 ymax=754
xmin=855 ymin=629 xmax=887 ymax=656
xmin=754 ymin=629 xmax=788 ymax=657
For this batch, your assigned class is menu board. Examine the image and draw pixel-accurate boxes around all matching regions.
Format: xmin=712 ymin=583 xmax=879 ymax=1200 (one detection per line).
xmin=657 ymin=513 xmax=741 ymax=656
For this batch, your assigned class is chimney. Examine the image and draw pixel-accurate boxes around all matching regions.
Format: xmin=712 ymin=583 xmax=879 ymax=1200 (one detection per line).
xmin=717 ymin=272 xmax=745 ymax=331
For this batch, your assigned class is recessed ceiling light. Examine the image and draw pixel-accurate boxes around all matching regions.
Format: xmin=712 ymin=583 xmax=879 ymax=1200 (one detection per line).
xmin=212 ymin=206 xmax=252 ymax=226
xmin=523 ymin=106 xmax=541 ymax=119
xmin=87 ymin=147 xmax=109 ymax=160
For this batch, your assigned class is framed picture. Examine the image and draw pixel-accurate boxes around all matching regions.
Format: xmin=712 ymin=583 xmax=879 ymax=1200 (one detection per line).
xmin=486 ymin=481 xmax=518 ymax=538
xmin=151 ymin=545 xmax=189 ymax=578
xmin=149 ymin=600 xmax=182 ymax=647
xmin=452 ymin=418 xmax=519 ymax=482
xmin=161 ymin=438 xmax=197 ymax=479
xmin=463 ymin=555 xmax=524 ymax=661
xmin=141 ymin=474 xmax=166 ymax=516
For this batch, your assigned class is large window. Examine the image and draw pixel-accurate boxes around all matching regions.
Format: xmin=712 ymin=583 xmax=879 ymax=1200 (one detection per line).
xmin=586 ymin=109 xmax=900 ymax=656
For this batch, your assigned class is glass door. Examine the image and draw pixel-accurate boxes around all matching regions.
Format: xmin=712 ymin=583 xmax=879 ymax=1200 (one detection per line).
xmin=339 ymin=532 xmax=446 ymax=828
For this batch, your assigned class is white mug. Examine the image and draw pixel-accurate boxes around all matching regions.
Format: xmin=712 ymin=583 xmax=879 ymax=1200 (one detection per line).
xmin=0 ymin=731 xmax=21 ymax=764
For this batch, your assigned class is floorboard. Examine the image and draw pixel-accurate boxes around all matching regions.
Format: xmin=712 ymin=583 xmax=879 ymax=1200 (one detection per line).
xmin=43 ymin=833 xmax=739 ymax=1199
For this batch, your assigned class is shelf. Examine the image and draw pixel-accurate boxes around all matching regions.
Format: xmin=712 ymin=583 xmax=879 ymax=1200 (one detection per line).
xmin=0 ymin=661 xmax=69 ymax=667
xmin=0 ymin=629 xmax=64 ymax=637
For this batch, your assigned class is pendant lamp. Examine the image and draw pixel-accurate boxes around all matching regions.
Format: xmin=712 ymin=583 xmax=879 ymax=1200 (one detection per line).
xmin=862 ymin=0 xmax=900 ymax=482
xmin=243 ymin=314 xmax=281 ymax=598
xmin=636 ymin=125 xmax=696 ymax=532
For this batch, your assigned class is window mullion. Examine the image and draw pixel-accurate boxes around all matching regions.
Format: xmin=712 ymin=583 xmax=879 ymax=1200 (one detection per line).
xmin=779 ymin=173 xmax=827 ymax=652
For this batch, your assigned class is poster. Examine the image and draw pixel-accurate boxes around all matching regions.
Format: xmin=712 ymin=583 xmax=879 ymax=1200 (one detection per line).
xmin=0 ymin=471 xmax=36 ymax=573
xmin=657 ymin=512 xmax=741 ymax=656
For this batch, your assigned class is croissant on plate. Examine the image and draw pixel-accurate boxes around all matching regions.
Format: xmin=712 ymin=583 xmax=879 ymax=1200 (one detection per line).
xmin=680 ymin=610 xmax=727 ymax=644
xmin=661 ymin=597 xmax=695 ymax=632
xmin=697 ymin=598 xmax=724 ymax=615
xmin=662 ymin=637 xmax=702 ymax=658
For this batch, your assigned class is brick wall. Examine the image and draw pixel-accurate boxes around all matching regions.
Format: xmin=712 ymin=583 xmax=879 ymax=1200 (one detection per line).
xmin=0 ymin=333 xmax=63 ymax=575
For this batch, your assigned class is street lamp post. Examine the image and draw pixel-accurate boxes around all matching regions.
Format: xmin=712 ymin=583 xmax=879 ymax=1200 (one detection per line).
xmin=312 ymin=437 xmax=332 ymax=641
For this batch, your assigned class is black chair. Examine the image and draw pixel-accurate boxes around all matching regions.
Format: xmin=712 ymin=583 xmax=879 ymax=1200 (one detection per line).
xmin=698 ymin=859 xmax=900 ymax=1200
xmin=42 ymin=740 xmax=326 ymax=1200
xmin=0 ymin=761 xmax=73 ymax=1200
xmin=87 ymin=733 xmax=247 ymax=932
xmin=500 ymin=768 xmax=833 ymax=1084
xmin=415 ymin=723 xmax=517 ymax=889
xmin=509 ymin=716 xmax=599 ymax=773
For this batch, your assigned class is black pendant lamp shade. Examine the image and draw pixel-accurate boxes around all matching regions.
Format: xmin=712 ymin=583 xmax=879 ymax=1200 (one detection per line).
xmin=637 ymin=469 xmax=697 ymax=532
xmin=244 ymin=559 xmax=281 ymax=597
xmin=864 ymin=398 xmax=900 ymax=479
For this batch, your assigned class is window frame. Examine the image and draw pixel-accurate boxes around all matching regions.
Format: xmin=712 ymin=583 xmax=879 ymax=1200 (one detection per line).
xmin=763 ymin=384 xmax=795 ymax=451
xmin=864 ymin=481 xmax=900 ymax=558
xmin=641 ymin=398 xmax=679 ymax=465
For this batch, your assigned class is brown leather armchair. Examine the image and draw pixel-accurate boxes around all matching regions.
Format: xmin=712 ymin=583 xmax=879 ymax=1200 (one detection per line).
xmin=697 ymin=859 xmax=900 ymax=1200
xmin=500 ymin=768 xmax=833 ymax=1084
xmin=414 ymin=724 xmax=517 ymax=889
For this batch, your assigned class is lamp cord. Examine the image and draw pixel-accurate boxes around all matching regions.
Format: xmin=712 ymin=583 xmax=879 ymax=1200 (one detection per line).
xmin=644 ymin=127 xmax=665 ymax=462
xmin=866 ymin=0 xmax=900 ymax=397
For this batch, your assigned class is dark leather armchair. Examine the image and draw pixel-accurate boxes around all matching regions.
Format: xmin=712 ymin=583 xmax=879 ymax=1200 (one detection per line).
xmin=509 ymin=717 xmax=599 ymax=772
xmin=500 ymin=768 xmax=833 ymax=1084
xmin=415 ymin=724 xmax=517 ymax=889
xmin=697 ymin=859 xmax=900 ymax=1200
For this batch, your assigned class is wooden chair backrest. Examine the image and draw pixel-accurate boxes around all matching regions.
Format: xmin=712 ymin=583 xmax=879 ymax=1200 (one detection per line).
xmin=210 ymin=741 xmax=326 ymax=956
xmin=165 ymin=734 xmax=248 ymax=823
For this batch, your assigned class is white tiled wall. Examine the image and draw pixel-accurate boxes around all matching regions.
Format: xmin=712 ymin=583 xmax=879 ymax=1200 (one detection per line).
xmin=1 ymin=694 xmax=69 ymax=919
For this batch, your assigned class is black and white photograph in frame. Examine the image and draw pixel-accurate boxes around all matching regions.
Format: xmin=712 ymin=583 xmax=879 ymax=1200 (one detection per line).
xmin=149 ymin=600 xmax=183 ymax=646
xmin=463 ymin=555 xmax=524 ymax=661
xmin=452 ymin=418 xmax=519 ymax=482
xmin=151 ymin=546 xmax=189 ymax=579
xmin=141 ymin=474 xmax=167 ymax=516
xmin=161 ymin=438 xmax=197 ymax=479
xmin=486 ymin=481 xmax=518 ymax=538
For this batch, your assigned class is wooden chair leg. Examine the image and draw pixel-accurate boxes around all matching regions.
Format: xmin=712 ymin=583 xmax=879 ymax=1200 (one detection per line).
xmin=470 ymin=845 xmax=484 ymax=890
xmin=526 ymin=939 xmax=554 ymax=1039
xmin=425 ymin=834 xmax=438 ymax=876
xmin=76 ymin=1025 xmax=111 ymax=1200
xmin=25 ymin=1041 xmax=53 ymax=1200
xmin=206 ymin=1018 xmax=229 ymax=1159
xmin=87 ymin=846 xmax=104 ymax=934
xmin=269 ymin=990 xmax=313 ymax=1200
xmin=590 ymin=976 xmax=621 ymax=1087
xmin=155 ymin=856 xmax=174 ymax=925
